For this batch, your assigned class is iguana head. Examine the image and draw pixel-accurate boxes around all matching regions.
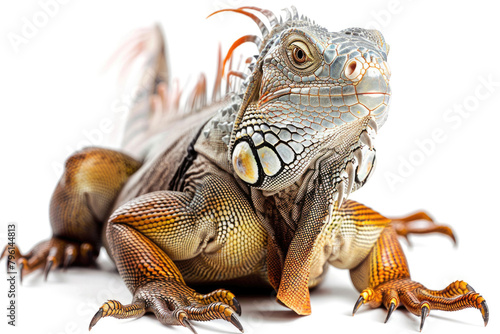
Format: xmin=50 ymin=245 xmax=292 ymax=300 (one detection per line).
xmin=220 ymin=7 xmax=390 ymax=200
xmin=212 ymin=6 xmax=391 ymax=315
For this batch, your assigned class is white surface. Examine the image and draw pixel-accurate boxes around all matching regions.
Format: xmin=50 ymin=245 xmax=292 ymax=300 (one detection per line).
xmin=1 ymin=1 xmax=499 ymax=334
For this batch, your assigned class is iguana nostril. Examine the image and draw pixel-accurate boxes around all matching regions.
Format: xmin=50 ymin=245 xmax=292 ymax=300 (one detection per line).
xmin=346 ymin=61 xmax=356 ymax=76
xmin=345 ymin=59 xmax=361 ymax=80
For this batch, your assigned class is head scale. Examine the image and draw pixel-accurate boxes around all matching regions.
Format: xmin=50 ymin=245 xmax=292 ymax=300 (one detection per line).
xmin=214 ymin=7 xmax=391 ymax=199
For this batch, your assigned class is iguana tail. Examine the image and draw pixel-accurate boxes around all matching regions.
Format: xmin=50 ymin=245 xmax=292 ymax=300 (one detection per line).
xmin=111 ymin=23 xmax=246 ymax=159
xmin=106 ymin=25 xmax=172 ymax=158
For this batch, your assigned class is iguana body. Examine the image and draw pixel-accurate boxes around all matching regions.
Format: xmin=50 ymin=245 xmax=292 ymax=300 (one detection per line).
xmin=4 ymin=6 xmax=488 ymax=332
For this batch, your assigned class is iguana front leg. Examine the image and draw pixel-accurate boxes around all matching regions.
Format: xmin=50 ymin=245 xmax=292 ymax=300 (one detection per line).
xmin=90 ymin=173 xmax=268 ymax=332
xmin=89 ymin=221 xmax=242 ymax=333
xmin=349 ymin=221 xmax=488 ymax=330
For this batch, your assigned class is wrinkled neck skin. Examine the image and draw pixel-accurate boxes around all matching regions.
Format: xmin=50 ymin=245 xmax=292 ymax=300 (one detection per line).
xmin=245 ymin=115 xmax=376 ymax=315
xmin=248 ymin=114 xmax=373 ymax=247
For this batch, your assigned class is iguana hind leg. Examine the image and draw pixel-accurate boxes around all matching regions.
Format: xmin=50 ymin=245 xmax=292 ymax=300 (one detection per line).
xmin=350 ymin=225 xmax=488 ymax=330
xmin=2 ymin=238 xmax=95 ymax=283
xmin=1 ymin=147 xmax=141 ymax=281
xmin=390 ymin=211 xmax=457 ymax=245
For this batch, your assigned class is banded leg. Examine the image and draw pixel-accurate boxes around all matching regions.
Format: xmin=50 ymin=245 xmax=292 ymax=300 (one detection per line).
xmin=2 ymin=147 xmax=141 ymax=281
xmin=90 ymin=222 xmax=242 ymax=332
xmin=88 ymin=174 xmax=263 ymax=332
xmin=350 ymin=226 xmax=488 ymax=331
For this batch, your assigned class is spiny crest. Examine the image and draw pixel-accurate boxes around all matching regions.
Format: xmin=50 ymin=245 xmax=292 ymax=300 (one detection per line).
xmin=209 ymin=6 xmax=322 ymax=77
xmin=202 ymin=6 xmax=323 ymax=142
xmin=116 ymin=7 xmax=325 ymax=155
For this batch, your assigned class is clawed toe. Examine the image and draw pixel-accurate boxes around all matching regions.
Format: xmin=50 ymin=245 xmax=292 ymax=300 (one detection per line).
xmin=90 ymin=283 xmax=244 ymax=333
xmin=352 ymin=279 xmax=488 ymax=331
xmin=384 ymin=300 xmax=396 ymax=323
xmin=390 ymin=211 xmax=457 ymax=245
xmin=184 ymin=302 xmax=243 ymax=332
xmin=1 ymin=238 xmax=98 ymax=283
xmin=89 ymin=300 xmax=146 ymax=330
xmin=195 ymin=289 xmax=242 ymax=316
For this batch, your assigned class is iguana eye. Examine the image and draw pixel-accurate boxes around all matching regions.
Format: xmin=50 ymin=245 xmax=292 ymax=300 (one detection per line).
xmin=287 ymin=41 xmax=314 ymax=68
xmin=292 ymin=46 xmax=307 ymax=63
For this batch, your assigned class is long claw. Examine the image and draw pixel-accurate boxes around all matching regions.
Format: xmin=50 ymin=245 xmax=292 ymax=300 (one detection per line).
xmin=63 ymin=253 xmax=74 ymax=271
xmin=63 ymin=245 xmax=77 ymax=270
xmin=232 ymin=297 xmax=242 ymax=316
xmin=183 ymin=318 xmax=197 ymax=334
xmin=481 ymin=301 xmax=489 ymax=326
xmin=44 ymin=259 xmax=54 ymax=281
xmin=384 ymin=302 xmax=396 ymax=323
xmin=230 ymin=313 xmax=244 ymax=333
xmin=420 ymin=304 xmax=430 ymax=332
xmin=177 ymin=311 xmax=197 ymax=334
xmin=89 ymin=308 xmax=103 ymax=331
xmin=352 ymin=295 xmax=365 ymax=316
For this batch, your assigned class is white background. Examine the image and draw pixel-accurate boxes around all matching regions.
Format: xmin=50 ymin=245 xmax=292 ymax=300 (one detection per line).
xmin=1 ymin=1 xmax=499 ymax=334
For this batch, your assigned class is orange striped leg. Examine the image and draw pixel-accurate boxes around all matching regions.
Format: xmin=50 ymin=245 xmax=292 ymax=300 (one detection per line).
xmin=350 ymin=226 xmax=488 ymax=331
xmin=89 ymin=195 xmax=242 ymax=333
xmin=389 ymin=211 xmax=456 ymax=245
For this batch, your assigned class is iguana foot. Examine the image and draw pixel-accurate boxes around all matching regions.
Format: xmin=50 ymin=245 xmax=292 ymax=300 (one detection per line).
xmin=390 ymin=211 xmax=456 ymax=245
xmin=1 ymin=237 xmax=96 ymax=283
xmin=89 ymin=281 xmax=243 ymax=334
xmin=352 ymin=279 xmax=488 ymax=331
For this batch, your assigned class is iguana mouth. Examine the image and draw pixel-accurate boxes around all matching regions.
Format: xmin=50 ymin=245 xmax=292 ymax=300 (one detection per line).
xmin=259 ymin=87 xmax=389 ymax=108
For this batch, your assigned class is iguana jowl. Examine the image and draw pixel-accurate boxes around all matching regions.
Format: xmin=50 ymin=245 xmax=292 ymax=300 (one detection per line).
xmin=3 ymin=6 xmax=488 ymax=332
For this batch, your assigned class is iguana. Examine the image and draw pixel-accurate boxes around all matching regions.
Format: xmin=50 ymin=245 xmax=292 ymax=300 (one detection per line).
xmin=2 ymin=6 xmax=488 ymax=333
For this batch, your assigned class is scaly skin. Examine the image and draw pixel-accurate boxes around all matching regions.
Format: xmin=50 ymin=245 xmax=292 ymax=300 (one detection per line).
xmin=350 ymin=227 xmax=488 ymax=330
xmin=2 ymin=6 xmax=488 ymax=333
